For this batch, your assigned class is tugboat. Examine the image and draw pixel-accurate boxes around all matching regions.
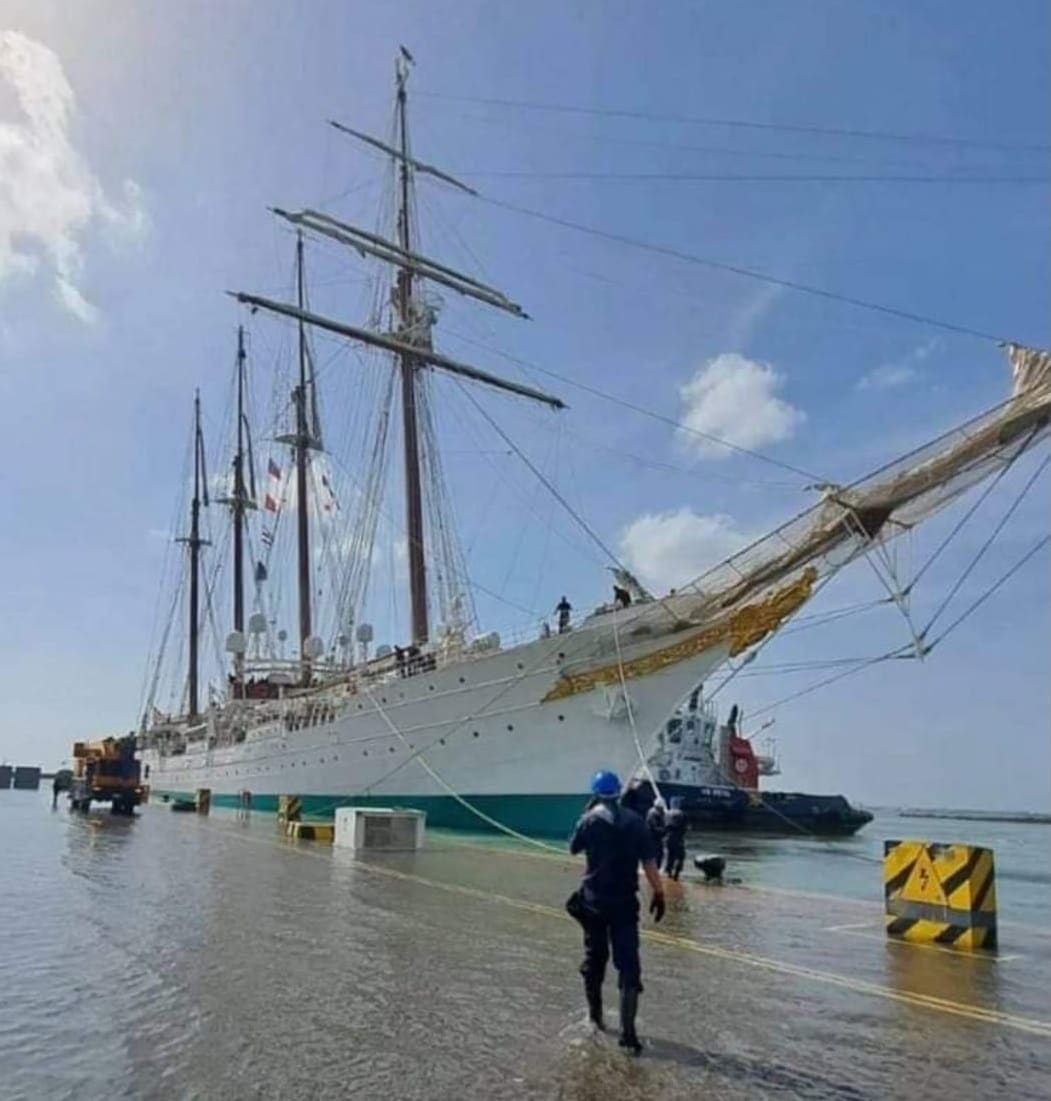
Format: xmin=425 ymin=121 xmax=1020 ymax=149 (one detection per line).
xmin=643 ymin=689 xmax=872 ymax=836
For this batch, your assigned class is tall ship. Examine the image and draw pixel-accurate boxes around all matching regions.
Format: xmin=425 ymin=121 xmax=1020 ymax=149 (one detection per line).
xmin=139 ymin=56 xmax=1051 ymax=837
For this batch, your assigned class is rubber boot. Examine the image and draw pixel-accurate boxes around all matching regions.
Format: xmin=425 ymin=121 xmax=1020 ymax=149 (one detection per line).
xmin=618 ymin=988 xmax=642 ymax=1055
xmin=584 ymin=978 xmax=605 ymax=1031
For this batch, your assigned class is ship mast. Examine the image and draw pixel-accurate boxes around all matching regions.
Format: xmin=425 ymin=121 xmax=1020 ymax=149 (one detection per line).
xmin=294 ymin=231 xmax=314 ymax=681
xmin=229 ymin=325 xmax=255 ymax=697
xmin=230 ymin=51 xmax=565 ymax=656
xmin=393 ymin=59 xmax=429 ymax=645
xmin=187 ymin=391 xmax=208 ymax=720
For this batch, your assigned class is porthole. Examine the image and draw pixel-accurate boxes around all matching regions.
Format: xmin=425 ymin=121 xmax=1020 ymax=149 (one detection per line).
xmin=381 ymin=697 xmax=387 ymax=704
xmin=507 ymin=724 xmax=514 ymax=732
xmin=458 ymin=676 xmax=465 ymax=684
xmin=472 ymin=731 xmax=479 ymax=738
xmin=428 ymin=684 xmax=434 ymax=691
xmin=389 ymin=747 xmax=395 ymax=753
xmin=516 ymin=662 xmax=524 ymax=670
xmin=557 ymin=652 xmax=565 ymax=660
xmin=439 ymin=738 xmax=446 ymax=746
xmin=558 ymin=715 xmax=565 ymax=722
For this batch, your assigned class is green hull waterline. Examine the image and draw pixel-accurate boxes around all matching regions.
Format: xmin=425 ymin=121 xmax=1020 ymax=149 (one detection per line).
xmin=153 ymin=790 xmax=585 ymax=838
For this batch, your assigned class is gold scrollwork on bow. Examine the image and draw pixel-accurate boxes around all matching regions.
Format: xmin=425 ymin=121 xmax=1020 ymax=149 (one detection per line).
xmin=542 ymin=568 xmax=816 ymax=702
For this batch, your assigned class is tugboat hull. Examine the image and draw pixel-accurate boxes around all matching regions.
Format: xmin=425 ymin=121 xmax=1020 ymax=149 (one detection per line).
xmin=659 ymin=782 xmax=872 ymax=836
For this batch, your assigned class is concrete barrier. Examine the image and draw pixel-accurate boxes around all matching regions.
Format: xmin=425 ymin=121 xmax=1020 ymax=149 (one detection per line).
xmin=884 ymin=839 xmax=997 ymax=950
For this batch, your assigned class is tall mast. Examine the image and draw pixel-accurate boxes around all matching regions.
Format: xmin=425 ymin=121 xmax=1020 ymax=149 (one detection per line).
xmin=231 ymin=326 xmax=248 ymax=696
xmin=295 ymin=231 xmax=313 ymax=679
xmin=394 ymin=60 xmax=429 ymax=646
xmin=188 ymin=391 xmax=207 ymax=720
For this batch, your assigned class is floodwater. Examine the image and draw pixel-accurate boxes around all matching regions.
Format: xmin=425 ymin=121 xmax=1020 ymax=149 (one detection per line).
xmin=2 ymin=791 xmax=1050 ymax=1100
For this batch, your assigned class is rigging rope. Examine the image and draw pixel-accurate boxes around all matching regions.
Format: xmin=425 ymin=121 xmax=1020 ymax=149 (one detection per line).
xmin=443 ymin=327 xmax=824 ymax=484
xmin=611 ymin=604 xmax=664 ymax=807
xmin=905 ymin=425 xmax=1043 ymax=595
xmin=921 ymin=452 xmax=1050 ymax=637
xmin=455 ymin=382 xmax=630 ymax=572
xmin=926 ymin=534 xmax=1050 ymax=652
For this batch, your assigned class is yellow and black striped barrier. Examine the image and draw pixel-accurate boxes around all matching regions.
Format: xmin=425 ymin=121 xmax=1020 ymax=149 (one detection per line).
xmin=277 ymin=794 xmax=302 ymax=824
xmin=284 ymin=820 xmax=334 ymax=842
xmin=884 ymin=840 xmax=997 ymax=950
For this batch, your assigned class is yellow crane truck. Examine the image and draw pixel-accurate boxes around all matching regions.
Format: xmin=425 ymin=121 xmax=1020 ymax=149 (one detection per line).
xmin=70 ymin=736 xmax=144 ymax=815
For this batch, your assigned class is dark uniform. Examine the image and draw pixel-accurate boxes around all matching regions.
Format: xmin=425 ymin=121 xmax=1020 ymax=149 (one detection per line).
xmin=664 ymin=805 xmax=688 ymax=880
xmin=570 ymin=800 xmax=655 ymax=999
xmin=645 ymin=803 xmax=666 ymax=873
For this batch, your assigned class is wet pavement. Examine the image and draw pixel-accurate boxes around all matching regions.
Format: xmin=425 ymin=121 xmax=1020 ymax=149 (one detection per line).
xmin=3 ymin=794 xmax=1050 ymax=1099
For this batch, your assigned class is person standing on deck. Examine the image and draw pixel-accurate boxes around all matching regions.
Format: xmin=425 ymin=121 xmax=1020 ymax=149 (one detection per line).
xmin=568 ymin=770 xmax=665 ymax=1055
xmin=663 ymin=798 xmax=688 ymax=881
xmin=555 ymin=596 xmax=572 ymax=634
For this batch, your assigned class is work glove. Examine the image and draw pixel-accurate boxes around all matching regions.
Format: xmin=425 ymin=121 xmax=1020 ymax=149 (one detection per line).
xmin=649 ymin=892 xmax=665 ymax=923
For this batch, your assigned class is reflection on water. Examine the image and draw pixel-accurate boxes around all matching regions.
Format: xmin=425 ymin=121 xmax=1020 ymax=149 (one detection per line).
xmin=1 ymin=792 xmax=1048 ymax=1100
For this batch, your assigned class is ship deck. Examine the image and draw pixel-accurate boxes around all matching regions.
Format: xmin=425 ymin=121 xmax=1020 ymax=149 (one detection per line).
xmin=135 ymin=804 xmax=1051 ymax=1099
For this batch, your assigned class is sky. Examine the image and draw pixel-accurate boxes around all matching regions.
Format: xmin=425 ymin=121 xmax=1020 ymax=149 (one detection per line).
xmin=0 ymin=0 xmax=1048 ymax=811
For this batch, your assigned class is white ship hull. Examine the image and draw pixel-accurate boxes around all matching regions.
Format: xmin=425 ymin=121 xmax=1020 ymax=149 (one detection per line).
xmin=143 ymin=616 xmax=733 ymax=835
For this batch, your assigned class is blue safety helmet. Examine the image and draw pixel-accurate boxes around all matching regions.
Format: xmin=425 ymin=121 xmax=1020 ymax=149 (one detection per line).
xmin=590 ymin=769 xmax=622 ymax=797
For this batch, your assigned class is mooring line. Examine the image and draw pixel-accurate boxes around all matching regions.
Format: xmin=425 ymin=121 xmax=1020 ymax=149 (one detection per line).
xmin=197 ymin=816 xmax=1051 ymax=1039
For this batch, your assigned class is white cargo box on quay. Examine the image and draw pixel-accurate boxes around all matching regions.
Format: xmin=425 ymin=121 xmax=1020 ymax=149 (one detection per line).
xmin=334 ymin=807 xmax=426 ymax=851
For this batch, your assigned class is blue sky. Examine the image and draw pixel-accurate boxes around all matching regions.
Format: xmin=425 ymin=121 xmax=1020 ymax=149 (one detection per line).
xmin=0 ymin=1 xmax=1047 ymax=810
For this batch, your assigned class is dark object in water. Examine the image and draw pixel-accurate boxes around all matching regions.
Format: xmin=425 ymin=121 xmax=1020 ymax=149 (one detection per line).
xmin=171 ymin=799 xmax=197 ymax=813
xmin=694 ymin=855 xmax=726 ymax=882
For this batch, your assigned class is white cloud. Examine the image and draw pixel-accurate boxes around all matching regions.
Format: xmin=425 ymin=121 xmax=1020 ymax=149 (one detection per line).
xmin=856 ymin=338 xmax=941 ymax=392
xmin=677 ymin=353 xmax=804 ymax=459
xmin=619 ymin=507 xmax=755 ymax=592
xmin=0 ymin=31 xmax=148 ymax=322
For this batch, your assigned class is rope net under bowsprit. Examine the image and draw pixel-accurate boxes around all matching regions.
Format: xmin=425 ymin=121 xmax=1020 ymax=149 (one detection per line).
xmin=658 ymin=345 xmax=1051 ymax=627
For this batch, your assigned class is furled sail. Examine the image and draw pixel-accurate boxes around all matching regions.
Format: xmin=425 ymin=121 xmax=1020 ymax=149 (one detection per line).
xmin=627 ymin=344 xmax=1051 ymax=646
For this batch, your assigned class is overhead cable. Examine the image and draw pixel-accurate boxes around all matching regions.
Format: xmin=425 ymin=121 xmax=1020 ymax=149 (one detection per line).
xmin=416 ymin=90 xmax=1050 ymax=154
xmin=476 ymin=195 xmax=1015 ymax=345
xmin=458 ymin=170 xmax=1048 ymax=184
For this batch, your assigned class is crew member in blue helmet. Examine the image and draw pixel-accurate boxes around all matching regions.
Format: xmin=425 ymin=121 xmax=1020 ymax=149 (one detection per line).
xmin=663 ymin=797 xmax=688 ymax=881
xmin=568 ymin=769 xmax=665 ymax=1055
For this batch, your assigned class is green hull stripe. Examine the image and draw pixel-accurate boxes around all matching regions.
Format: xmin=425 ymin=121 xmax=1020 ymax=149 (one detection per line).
xmin=152 ymin=790 xmax=585 ymax=838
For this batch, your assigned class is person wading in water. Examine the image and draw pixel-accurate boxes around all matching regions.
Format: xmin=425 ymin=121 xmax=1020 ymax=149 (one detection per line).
xmin=567 ymin=770 xmax=665 ymax=1055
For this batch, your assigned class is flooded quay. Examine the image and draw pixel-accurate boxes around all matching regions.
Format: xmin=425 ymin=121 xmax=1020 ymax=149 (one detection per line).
xmin=3 ymin=793 xmax=1050 ymax=1100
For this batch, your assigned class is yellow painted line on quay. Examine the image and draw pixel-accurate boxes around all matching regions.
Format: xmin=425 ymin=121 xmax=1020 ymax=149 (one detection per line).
xmin=202 ymin=816 xmax=1051 ymax=1039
